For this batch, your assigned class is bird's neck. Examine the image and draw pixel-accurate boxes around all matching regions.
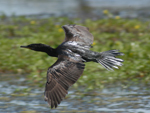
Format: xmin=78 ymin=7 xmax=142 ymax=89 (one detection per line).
xmin=41 ymin=45 xmax=58 ymax=57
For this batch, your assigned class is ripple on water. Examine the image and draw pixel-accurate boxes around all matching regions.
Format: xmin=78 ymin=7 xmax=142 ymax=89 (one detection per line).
xmin=0 ymin=74 xmax=150 ymax=112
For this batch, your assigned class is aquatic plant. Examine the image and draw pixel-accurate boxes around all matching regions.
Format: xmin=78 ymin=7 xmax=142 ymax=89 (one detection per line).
xmin=0 ymin=16 xmax=150 ymax=89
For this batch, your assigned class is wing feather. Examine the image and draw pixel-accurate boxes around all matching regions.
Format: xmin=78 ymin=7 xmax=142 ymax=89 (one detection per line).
xmin=62 ymin=25 xmax=94 ymax=46
xmin=44 ymin=57 xmax=85 ymax=108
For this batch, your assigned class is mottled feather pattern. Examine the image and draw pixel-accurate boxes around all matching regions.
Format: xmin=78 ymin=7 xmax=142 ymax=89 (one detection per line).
xmin=62 ymin=25 xmax=94 ymax=46
xmin=44 ymin=60 xmax=85 ymax=108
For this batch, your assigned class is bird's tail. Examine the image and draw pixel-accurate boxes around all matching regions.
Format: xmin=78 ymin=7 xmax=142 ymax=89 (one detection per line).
xmin=96 ymin=50 xmax=124 ymax=70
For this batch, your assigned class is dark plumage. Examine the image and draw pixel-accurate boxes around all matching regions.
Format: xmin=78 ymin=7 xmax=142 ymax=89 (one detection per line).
xmin=20 ymin=24 xmax=124 ymax=108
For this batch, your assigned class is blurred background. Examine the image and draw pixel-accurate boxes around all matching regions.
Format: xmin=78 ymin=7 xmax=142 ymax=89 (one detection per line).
xmin=0 ymin=0 xmax=150 ymax=20
xmin=0 ymin=0 xmax=150 ymax=113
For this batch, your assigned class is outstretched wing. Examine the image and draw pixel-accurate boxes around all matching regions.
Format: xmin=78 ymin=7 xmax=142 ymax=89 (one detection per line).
xmin=44 ymin=55 xmax=85 ymax=108
xmin=62 ymin=25 xmax=94 ymax=46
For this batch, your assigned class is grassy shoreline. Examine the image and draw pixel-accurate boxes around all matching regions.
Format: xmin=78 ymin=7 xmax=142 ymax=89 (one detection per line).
xmin=0 ymin=16 xmax=150 ymax=89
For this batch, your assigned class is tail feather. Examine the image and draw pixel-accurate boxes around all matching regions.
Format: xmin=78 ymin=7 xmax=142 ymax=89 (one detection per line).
xmin=97 ymin=50 xmax=124 ymax=70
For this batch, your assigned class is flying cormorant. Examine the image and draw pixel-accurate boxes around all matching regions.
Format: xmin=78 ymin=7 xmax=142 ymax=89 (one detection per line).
xmin=21 ymin=24 xmax=124 ymax=108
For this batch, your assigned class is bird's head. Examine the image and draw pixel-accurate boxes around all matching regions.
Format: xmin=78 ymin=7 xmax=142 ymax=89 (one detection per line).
xmin=20 ymin=43 xmax=47 ymax=51
xmin=21 ymin=43 xmax=57 ymax=57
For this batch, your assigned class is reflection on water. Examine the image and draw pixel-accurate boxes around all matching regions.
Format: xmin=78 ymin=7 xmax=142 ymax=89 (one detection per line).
xmin=0 ymin=73 xmax=150 ymax=113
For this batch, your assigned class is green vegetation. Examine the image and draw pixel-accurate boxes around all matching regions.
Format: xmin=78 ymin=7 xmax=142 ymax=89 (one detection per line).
xmin=0 ymin=15 xmax=150 ymax=90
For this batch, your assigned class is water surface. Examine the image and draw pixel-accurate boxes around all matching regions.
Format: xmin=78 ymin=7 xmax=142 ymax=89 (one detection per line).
xmin=0 ymin=0 xmax=150 ymax=19
xmin=0 ymin=73 xmax=150 ymax=113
